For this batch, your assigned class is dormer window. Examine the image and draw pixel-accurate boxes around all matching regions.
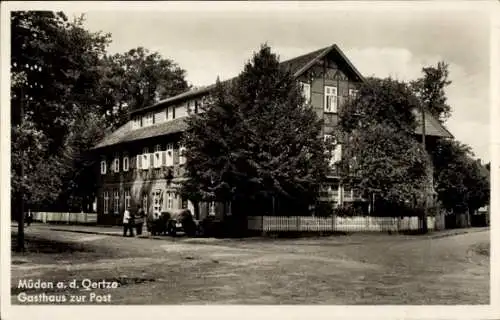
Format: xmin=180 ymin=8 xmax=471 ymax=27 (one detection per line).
xmin=133 ymin=115 xmax=142 ymax=129
xmin=143 ymin=112 xmax=154 ymax=126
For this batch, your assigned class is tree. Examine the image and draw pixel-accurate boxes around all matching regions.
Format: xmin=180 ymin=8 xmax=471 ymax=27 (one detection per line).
xmin=339 ymin=77 xmax=430 ymax=214
xmin=346 ymin=124 xmax=429 ymax=207
xmin=340 ymin=77 xmax=420 ymax=136
xmin=11 ymin=12 xmax=111 ymax=212
xmin=57 ymin=110 xmax=109 ymax=212
xmin=411 ymin=61 xmax=452 ymax=123
xmin=99 ymin=47 xmax=190 ymax=129
xmin=11 ymin=12 xmax=191 ymax=213
xmin=183 ymin=44 xmax=328 ymax=217
xmin=431 ymin=139 xmax=489 ymax=215
xmin=11 ymin=12 xmax=111 ymax=153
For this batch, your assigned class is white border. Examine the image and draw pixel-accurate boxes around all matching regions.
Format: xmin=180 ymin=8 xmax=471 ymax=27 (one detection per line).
xmin=1 ymin=1 xmax=499 ymax=320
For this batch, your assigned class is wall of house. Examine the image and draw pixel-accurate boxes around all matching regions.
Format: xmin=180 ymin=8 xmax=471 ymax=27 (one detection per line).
xmin=97 ymin=51 xmax=397 ymax=222
xmin=96 ymin=95 xmax=227 ymax=225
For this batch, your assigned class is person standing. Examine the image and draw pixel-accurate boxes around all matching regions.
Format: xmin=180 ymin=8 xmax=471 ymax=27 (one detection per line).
xmin=123 ymin=206 xmax=134 ymax=237
xmin=26 ymin=210 xmax=33 ymax=227
xmin=135 ymin=206 xmax=145 ymax=236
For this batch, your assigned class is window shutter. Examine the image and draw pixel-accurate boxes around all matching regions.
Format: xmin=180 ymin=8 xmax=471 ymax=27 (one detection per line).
xmin=162 ymin=150 xmax=167 ymax=166
xmin=166 ymin=144 xmax=174 ymax=166
xmin=150 ymin=153 xmax=154 ymax=167
xmin=137 ymin=155 xmax=142 ymax=169
xmin=173 ymin=147 xmax=179 ymax=165
xmin=172 ymin=106 xmax=176 ymax=119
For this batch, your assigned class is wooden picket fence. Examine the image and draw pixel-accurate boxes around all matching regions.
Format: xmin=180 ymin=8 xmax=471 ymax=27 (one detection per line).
xmin=248 ymin=214 xmax=446 ymax=233
xmin=31 ymin=212 xmax=98 ymax=224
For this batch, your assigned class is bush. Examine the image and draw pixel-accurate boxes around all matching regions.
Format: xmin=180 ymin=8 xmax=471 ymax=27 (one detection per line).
xmin=314 ymin=202 xmax=333 ymax=217
xmin=333 ymin=206 xmax=362 ymax=217
xmin=200 ymin=216 xmax=224 ymax=237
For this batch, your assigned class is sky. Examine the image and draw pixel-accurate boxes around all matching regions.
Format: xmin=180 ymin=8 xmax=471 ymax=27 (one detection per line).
xmin=68 ymin=2 xmax=492 ymax=162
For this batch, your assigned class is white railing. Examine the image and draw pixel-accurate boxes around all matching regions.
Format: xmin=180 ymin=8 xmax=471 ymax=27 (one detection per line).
xmin=31 ymin=212 xmax=98 ymax=224
xmin=248 ymin=214 xmax=445 ymax=233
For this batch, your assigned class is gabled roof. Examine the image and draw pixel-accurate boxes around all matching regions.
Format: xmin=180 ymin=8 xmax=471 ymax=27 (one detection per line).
xmin=129 ymin=44 xmax=364 ymax=116
xmin=93 ymin=44 xmax=453 ymax=150
xmin=413 ymin=109 xmax=453 ymax=139
xmin=92 ymin=117 xmax=188 ymax=150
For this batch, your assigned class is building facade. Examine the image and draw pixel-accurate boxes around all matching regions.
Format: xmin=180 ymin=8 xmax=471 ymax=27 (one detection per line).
xmin=92 ymin=44 xmax=453 ymax=225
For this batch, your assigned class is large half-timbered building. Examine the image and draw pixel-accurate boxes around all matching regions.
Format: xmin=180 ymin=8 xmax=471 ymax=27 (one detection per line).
xmin=92 ymin=44 xmax=453 ymax=225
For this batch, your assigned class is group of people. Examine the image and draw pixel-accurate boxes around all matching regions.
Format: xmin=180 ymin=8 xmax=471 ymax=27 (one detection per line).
xmin=122 ymin=206 xmax=146 ymax=237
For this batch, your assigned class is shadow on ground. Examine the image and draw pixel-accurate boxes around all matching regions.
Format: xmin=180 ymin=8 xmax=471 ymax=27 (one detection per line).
xmin=11 ymin=234 xmax=94 ymax=255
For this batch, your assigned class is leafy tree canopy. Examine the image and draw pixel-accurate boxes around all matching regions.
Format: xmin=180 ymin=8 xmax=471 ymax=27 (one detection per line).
xmin=339 ymin=77 xmax=420 ymax=136
xmin=99 ymin=47 xmax=190 ymax=129
xmin=411 ymin=61 xmax=452 ymax=123
xmin=339 ymin=77 xmax=430 ymax=207
xmin=431 ymin=139 xmax=489 ymax=213
xmin=11 ymin=12 xmax=190 ymax=212
xmin=183 ymin=44 xmax=328 ymax=215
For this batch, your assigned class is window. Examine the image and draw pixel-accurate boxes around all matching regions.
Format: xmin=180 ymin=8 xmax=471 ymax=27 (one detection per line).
xmin=123 ymin=154 xmax=129 ymax=172
xmin=349 ymin=88 xmax=358 ymax=98
xmin=300 ymin=82 xmax=311 ymax=104
xmin=188 ymin=101 xmax=196 ymax=114
xmin=179 ymin=145 xmax=186 ymax=165
xmin=124 ymin=188 xmax=131 ymax=210
xmin=324 ymin=86 xmax=338 ymax=113
xmin=154 ymin=144 xmax=162 ymax=168
xmin=209 ymin=202 xmax=216 ymax=216
xmin=143 ymin=112 xmax=154 ymax=127
xmin=103 ymin=191 xmax=109 ymax=214
xmin=142 ymin=193 xmax=148 ymax=213
xmin=166 ymin=192 xmax=173 ymax=209
xmin=324 ymin=135 xmax=341 ymax=167
xmin=142 ymin=147 xmax=150 ymax=170
xmin=166 ymin=143 xmax=174 ymax=167
xmin=113 ymin=189 xmax=119 ymax=214
xmin=133 ymin=115 xmax=142 ymax=129
xmin=136 ymin=153 xmax=142 ymax=170
xmin=180 ymin=196 xmax=188 ymax=209
xmin=152 ymin=190 xmax=162 ymax=214
xmin=333 ymin=144 xmax=342 ymax=163
xmin=113 ymin=154 xmax=120 ymax=173
xmin=324 ymin=134 xmax=336 ymax=145
xmin=100 ymin=160 xmax=107 ymax=175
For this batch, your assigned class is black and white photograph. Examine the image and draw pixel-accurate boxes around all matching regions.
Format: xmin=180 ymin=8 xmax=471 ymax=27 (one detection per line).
xmin=1 ymin=1 xmax=498 ymax=319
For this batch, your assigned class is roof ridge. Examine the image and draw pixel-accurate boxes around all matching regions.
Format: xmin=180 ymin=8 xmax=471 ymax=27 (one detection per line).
xmin=130 ymin=44 xmax=336 ymax=115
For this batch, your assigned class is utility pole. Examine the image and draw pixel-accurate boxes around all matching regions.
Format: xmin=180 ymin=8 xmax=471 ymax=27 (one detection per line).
xmin=421 ymin=104 xmax=428 ymax=234
xmin=16 ymin=86 xmax=25 ymax=252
